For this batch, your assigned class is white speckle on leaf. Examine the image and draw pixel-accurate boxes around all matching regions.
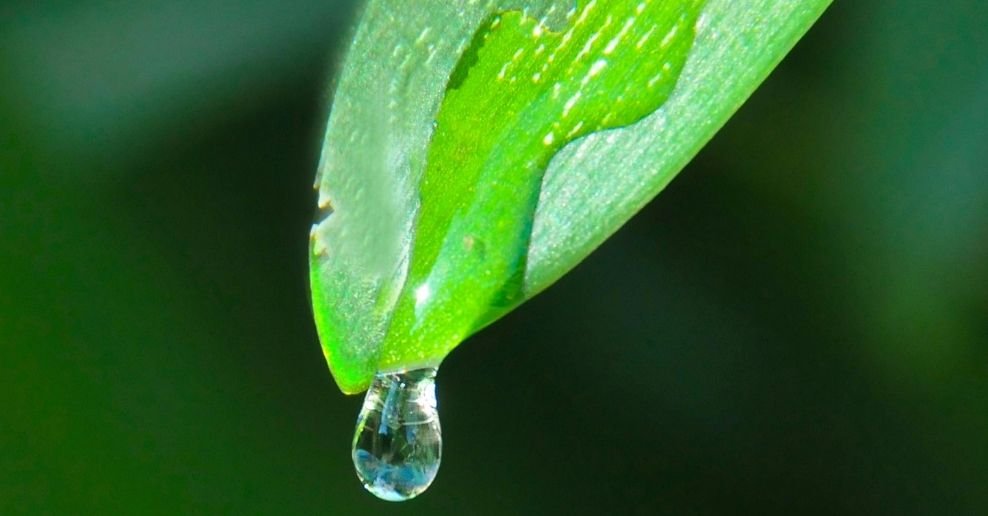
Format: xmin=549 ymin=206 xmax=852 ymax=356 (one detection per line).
xmin=414 ymin=284 xmax=431 ymax=307
xmin=576 ymin=32 xmax=601 ymax=61
xmin=604 ymin=17 xmax=636 ymax=55
xmin=566 ymin=121 xmax=585 ymax=138
xmin=696 ymin=12 xmax=711 ymax=33
xmin=636 ymin=25 xmax=656 ymax=49
xmin=563 ymin=92 xmax=581 ymax=117
xmin=647 ymin=72 xmax=663 ymax=88
xmin=559 ymin=28 xmax=574 ymax=49
xmin=660 ymin=24 xmax=679 ymax=48
xmin=415 ymin=27 xmax=431 ymax=45
xmin=576 ymin=0 xmax=597 ymax=25
xmin=581 ymin=58 xmax=607 ymax=86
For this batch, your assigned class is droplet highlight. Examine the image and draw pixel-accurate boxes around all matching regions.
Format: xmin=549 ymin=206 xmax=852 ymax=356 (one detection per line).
xmin=352 ymin=368 xmax=441 ymax=501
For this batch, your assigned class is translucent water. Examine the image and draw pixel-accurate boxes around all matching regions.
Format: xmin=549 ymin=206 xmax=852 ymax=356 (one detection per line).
xmin=352 ymin=368 xmax=441 ymax=501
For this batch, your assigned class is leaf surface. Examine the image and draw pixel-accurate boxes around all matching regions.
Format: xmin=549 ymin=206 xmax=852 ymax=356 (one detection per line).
xmin=311 ymin=0 xmax=831 ymax=393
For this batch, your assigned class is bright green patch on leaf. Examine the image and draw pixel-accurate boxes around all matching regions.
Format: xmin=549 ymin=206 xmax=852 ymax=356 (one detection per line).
xmin=311 ymin=0 xmax=831 ymax=393
xmin=377 ymin=0 xmax=705 ymax=372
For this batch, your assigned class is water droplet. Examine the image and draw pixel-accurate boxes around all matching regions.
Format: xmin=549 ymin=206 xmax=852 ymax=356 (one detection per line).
xmin=352 ymin=368 xmax=441 ymax=502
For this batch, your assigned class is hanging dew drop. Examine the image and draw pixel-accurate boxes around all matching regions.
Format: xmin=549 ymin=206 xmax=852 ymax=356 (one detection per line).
xmin=352 ymin=368 xmax=442 ymax=501
xmin=320 ymin=0 xmax=706 ymax=501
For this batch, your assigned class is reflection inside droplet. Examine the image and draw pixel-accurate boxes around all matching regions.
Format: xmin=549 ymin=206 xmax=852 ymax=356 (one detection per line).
xmin=352 ymin=368 xmax=441 ymax=502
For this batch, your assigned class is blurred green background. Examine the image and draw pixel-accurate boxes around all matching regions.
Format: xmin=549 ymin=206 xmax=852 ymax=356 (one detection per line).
xmin=2 ymin=1 xmax=986 ymax=514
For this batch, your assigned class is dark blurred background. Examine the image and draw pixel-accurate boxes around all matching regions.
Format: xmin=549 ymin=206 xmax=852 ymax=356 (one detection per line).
xmin=2 ymin=1 xmax=986 ymax=514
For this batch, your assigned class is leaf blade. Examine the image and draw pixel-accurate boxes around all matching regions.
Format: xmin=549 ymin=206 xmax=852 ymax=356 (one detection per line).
xmin=310 ymin=0 xmax=832 ymax=393
xmin=526 ymin=0 xmax=833 ymax=294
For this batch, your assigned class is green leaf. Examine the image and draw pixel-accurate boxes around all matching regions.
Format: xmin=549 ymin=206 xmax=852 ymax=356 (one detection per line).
xmin=311 ymin=0 xmax=831 ymax=394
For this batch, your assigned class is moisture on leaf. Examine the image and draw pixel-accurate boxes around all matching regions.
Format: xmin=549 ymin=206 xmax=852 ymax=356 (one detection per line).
xmin=311 ymin=0 xmax=831 ymax=393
